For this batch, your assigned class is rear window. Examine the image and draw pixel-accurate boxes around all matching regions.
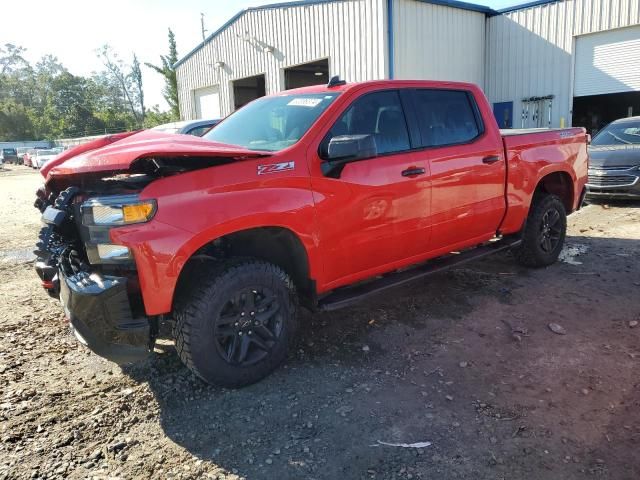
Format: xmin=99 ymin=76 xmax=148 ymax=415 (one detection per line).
xmin=412 ymin=89 xmax=482 ymax=148
xmin=3 ymin=148 xmax=16 ymax=155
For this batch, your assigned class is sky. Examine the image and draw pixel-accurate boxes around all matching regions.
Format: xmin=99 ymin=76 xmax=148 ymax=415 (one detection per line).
xmin=2 ymin=0 xmax=522 ymax=110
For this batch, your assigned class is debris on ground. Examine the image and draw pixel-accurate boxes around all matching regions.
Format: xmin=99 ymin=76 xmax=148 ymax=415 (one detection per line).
xmin=374 ymin=441 xmax=433 ymax=448
xmin=548 ymin=323 xmax=568 ymax=335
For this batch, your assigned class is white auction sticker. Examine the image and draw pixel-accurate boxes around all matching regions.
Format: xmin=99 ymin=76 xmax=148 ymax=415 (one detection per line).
xmin=288 ymin=98 xmax=322 ymax=107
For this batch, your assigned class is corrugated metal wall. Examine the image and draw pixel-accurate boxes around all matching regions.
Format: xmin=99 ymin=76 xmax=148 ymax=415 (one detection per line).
xmin=485 ymin=0 xmax=640 ymax=128
xmin=393 ymin=0 xmax=486 ymax=87
xmin=176 ymin=0 xmax=388 ymax=119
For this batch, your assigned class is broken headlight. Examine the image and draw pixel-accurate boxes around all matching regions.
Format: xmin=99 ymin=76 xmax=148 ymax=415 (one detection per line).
xmin=81 ymin=194 xmax=156 ymax=265
xmin=82 ymin=194 xmax=156 ymax=226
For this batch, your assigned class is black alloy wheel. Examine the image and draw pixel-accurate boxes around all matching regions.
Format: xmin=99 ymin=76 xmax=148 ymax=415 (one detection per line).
xmin=213 ymin=287 xmax=283 ymax=366
xmin=539 ymin=207 xmax=563 ymax=253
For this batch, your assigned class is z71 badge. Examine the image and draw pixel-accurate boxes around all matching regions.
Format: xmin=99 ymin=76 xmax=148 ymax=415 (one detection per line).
xmin=257 ymin=161 xmax=295 ymax=175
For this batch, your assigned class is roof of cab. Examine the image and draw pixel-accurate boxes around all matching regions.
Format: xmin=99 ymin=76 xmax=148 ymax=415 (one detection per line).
xmin=276 ymin=78 xmax=480 ymax=96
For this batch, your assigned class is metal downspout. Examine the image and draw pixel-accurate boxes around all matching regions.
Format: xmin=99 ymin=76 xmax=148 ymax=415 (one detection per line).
xmin=387 ymin=0 xmax=394 ymax=79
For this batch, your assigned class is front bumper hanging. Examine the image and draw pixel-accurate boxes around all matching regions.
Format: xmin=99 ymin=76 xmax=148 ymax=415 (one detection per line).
xmin=59 ymin=268 xmax=150 ymax=364
xmin=34 ymin=187 xmax=151 ymax=364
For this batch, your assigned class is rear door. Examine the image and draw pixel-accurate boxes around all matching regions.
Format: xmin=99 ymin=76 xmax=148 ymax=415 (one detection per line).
xmin=309 ymin=89 xmax=430 ymax=287
xmin=409 ymin=88 xmax=506 ymax=251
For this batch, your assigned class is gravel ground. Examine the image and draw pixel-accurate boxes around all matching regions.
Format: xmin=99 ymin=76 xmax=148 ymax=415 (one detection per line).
xmin=1 ymin=165 xmax=639 ymax=480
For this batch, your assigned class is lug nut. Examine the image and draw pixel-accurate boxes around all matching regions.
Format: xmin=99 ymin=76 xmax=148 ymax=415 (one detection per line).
xmin=248 ymin=331 xmax=252 ymax=335
xmin=239 ymin=331 xmax=243 ymax=336
xmin=234 ymin=322 xmax=239 ymax=326
xmin=241 ymin=312 xmax=245 ymax=317
xmin=250 ymin=311 xmax=255 ymax=316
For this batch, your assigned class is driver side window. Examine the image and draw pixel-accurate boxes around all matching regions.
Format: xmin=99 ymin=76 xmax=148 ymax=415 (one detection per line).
xmin=320 ymin=90 xmax=411 ymax=158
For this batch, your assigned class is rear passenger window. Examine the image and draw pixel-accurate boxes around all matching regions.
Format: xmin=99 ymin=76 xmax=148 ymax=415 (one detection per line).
xmin=321 ymin=90 xmax=411 ymax=157
xmin=413 ymin=89 xmax=481 ymax=147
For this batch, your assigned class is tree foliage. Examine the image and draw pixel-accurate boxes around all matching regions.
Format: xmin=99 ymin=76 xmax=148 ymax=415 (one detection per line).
xmin=0 ymin=37 xmax=176 ymax=142
xmin=145 ymin=29 xmax=180 ymax=121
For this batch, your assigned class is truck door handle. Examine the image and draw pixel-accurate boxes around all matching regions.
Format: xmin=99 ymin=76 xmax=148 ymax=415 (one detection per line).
xmin=482 ymin=155 xmax=501 ymax=164
xmin=401 ymin=167 xmax=426 ymax=177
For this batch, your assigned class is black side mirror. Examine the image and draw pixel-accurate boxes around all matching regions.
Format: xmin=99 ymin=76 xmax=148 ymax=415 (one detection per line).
xmin=322 ymin=134 xmax=377 ymax=177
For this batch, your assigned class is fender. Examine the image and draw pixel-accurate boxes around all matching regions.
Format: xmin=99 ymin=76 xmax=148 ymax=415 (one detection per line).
xmin=110 ymin=158 xmax=321 ymax=316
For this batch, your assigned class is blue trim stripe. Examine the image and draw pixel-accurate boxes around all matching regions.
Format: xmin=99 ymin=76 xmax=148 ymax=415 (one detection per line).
xmin=413 ymin=0 xmax=496 ymax=14
xmin=497 ymin=0 xmax=560 ymax=14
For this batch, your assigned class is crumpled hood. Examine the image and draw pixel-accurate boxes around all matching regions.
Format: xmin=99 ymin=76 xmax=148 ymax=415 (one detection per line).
xmin=45 ymin=130 xmax=268 ymax=178
xmin=588 ymin=144 xmax=640 ymax=168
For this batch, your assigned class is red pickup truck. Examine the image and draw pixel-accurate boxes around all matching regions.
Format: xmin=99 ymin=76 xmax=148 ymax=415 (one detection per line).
xmin=34 ymin=79 xmax=588 ymax=387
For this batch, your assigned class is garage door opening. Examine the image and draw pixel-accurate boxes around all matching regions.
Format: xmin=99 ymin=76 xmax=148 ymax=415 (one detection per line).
xmin=232 ymin=75 xmax=266 ymax=110
xmin=194 ymin=86 xmax=221 ymax=119
xmin=572 ymin=92 xmax=640 ymax=134
xmin=284 ymin=59 xmax=329 ymax=90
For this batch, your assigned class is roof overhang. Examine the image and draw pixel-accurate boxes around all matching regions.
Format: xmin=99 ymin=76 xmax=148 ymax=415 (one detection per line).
xmin=173 ymin=0 xmax=560 ymax=69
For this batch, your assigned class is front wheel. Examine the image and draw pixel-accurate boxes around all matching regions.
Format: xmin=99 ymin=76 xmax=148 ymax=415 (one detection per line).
xmin=173 ymin=259 xmax=298 ymax=387
xmin=513 ymin=193 xmax=567 ymax=268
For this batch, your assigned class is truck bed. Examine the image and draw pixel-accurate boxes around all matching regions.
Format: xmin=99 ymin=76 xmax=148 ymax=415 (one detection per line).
xmin=498 ymin=127 xmax=589 ymax=235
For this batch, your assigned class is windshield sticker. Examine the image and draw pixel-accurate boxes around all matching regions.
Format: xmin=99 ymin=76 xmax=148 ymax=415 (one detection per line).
xmin=287 ymin=98 xmax=322 ymax=107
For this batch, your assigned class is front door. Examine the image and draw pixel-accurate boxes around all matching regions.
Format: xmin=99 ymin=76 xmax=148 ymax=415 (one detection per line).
xmin=309 ymin=89 xmax=431 ymax=288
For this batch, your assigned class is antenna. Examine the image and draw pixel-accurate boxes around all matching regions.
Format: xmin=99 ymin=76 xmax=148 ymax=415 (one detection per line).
xmin=327 ymin=75 xmax=346 ymax=88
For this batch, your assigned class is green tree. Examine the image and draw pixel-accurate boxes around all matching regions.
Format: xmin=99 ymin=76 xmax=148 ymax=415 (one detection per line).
xmin=131 ymin=54 xmax=145 ymax=122
xmin=97 ymin=45 xmax=144 ymax=126
xmin=143 ymin=106 xmax=173 ymax=128
xmin=0 ymin=100 xmax=34 ymax=140
xmin=145 ymin=29 xmax=179 ymax=120
xmin=0 ymin=43 xmax=28 ymax=74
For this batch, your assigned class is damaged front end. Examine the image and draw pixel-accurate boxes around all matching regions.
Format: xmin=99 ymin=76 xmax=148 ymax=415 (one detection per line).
xmin=34 ymin=176 xmax=158 ymax=364
xmin=33 ymin=130 xmax=271 ymax=364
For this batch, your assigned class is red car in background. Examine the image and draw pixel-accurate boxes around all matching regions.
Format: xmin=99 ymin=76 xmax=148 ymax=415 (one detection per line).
xmin=22 ymin=149 xmax=35 ymax=167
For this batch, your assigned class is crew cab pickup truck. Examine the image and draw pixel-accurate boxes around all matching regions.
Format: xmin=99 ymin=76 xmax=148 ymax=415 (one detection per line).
xmin=34 ymin=79 xmax=588 ymax=387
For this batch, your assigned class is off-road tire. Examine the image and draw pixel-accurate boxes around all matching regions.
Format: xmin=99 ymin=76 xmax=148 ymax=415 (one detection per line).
xmin=513 ymin=193 xmax=567 ymax=267
xmin=173 ymin=259 xmax=298 ymax=387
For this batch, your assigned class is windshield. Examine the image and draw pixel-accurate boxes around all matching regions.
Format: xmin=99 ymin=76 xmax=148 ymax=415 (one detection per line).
xmin=592 ymin=120 xmax=640 ymax=146
xmin=203 ymin=93 xmax=339 ymax=151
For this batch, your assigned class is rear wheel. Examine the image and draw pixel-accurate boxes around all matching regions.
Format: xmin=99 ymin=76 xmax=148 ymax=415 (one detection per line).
xmin=513 ymin=193 xmax=567 ymax=267
xmin=173 ymin=259 xmax=298 ymax=387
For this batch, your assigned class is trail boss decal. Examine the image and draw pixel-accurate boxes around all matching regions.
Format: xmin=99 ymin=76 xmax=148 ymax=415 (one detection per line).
xmin=257 ymin=161 xmax=295 ymax=175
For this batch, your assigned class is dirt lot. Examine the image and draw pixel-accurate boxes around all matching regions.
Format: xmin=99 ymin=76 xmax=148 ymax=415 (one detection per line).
xmin=0 ymin=165 xmax=639 ymax=480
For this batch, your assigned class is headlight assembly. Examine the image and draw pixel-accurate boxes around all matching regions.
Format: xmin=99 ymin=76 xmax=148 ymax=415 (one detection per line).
xmin=81 ymin=194 xmax=156 ymax=265
xmin=82 ymin=194 xmax=156 ymax=226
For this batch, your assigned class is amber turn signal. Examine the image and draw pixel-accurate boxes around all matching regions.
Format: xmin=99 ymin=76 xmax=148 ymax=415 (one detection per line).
xmin=122 ymin=203 xmax=155 ymax=223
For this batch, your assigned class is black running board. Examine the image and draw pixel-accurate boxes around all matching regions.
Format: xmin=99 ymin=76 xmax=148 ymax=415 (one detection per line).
xmin=318 ymin=236 xmax=521 ymax=311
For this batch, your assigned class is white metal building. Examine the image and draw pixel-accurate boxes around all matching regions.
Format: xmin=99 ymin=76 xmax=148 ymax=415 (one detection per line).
xmin=486 ymin=0 xmax=640 ymax=131
xmin=175 ymin=0 xmax=640 ymax=132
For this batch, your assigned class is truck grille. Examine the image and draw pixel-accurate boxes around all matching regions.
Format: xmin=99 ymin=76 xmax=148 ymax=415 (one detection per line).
xmin=587 ymin=174 xmax=638 ymax=187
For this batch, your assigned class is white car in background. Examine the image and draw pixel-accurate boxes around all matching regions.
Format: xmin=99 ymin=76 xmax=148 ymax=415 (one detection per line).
xmin=33 ymin=148 xmax=63 ymax=169
xmin=151 ymin=118 xmax=221 ymax=136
